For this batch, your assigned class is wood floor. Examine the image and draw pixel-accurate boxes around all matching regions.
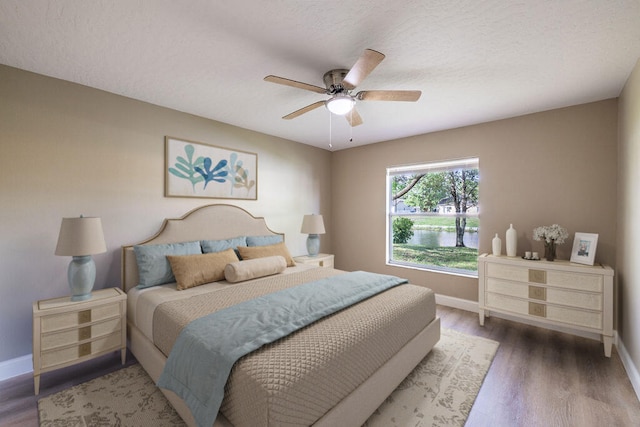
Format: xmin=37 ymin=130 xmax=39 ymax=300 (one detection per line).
xmin=2 ymin=305 xmax=639 ymax=426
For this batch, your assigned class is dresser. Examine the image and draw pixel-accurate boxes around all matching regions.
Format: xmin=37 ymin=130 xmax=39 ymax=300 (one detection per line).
xmin=32 ymin=287 xmax=127 ymax=394
xmin=293 ymin=253 xmax=335 ymax=268
xmin=478 ymin=254 xmax=614 ymax=357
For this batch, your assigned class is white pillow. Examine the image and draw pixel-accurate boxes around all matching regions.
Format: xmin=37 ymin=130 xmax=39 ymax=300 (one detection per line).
xmin=224 ymin=256 xmax=287 ymax=283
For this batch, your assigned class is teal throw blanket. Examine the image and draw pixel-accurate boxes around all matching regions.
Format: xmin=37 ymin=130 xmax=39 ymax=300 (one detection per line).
xmin=157 ymin=270 xmax=408 ymax=427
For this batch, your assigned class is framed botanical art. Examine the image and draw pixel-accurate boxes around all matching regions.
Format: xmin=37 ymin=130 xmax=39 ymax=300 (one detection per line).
xmin=165 ymin=136 xmax=257 ymax=200
xmin=570 ymin=232 xmax=598 ymax=265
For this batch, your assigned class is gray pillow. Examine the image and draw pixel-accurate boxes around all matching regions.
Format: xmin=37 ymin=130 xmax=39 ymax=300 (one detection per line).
xmin=134 ymin=241 xmax=202 ymax=288
xmin=201 ymin=236 xmax=247 ymax=256
xmin=246 ymin=235 xmax=283 ymax=247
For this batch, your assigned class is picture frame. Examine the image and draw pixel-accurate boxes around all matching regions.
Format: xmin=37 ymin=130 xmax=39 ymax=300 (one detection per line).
xmin=570 ymin=232 xmax=598 ymax=265
xmin=165 ymin=136 xmax=257 ymax=200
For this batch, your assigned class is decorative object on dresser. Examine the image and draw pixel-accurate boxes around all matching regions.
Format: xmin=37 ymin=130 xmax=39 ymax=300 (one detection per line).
xmin=293 ymin=253 xmax=334 ymax=268
xmin=55 ymin=215 xmax=107 ymax=301
xmin=570 ymin=232 xmax=599 ymax=265
xmin=506 ymin=223 xmax=517 ymax=256
xmin=300 ymin=213 xmax=325 ymax=256
xmin=532 ymin=223 xmax=569 ymax=261
xmin=492 ymin=233 xmax=502 ymax=256
xmin=478 ymin=254 xmax=614 ymax=357
xmin=32 ymin=287 xmax=127 ymax=395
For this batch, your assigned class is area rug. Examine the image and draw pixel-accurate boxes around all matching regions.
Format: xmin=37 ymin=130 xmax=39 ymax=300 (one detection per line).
xmin=38 ymin=328 xmax=498 ymax=427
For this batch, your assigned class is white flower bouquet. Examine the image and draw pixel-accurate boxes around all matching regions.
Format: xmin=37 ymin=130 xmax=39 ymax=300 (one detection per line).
xmin=533 ymin=224 xmax=569 ymax=244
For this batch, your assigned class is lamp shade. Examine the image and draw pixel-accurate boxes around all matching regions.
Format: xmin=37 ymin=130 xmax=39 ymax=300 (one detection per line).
xmin=55 ymin=216 xmax=107 ymax=256
xmin=301 ymin=214 xmax=325 ymax=235
xmin=325 ymin=95 xmax=355 ymax=115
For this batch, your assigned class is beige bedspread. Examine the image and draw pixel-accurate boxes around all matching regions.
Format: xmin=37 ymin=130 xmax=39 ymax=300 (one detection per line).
xmin=153 ymin=268 xmax=436 ymax=426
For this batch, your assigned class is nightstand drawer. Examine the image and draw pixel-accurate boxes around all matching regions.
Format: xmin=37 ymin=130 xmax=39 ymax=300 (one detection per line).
xmin=41 ymin=318 xmax=122 ymax=350
xmin=41 ymin=303 xmax=121 ymax=333
xmin=41 ymin=332 xmax=122 ymax=369
xmin=293 ymin=254 xmax=334 ymax=268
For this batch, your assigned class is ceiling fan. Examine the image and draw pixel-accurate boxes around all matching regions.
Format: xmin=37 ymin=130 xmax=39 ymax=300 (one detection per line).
xmin=264 ymin=49 xmax=421 ymax=127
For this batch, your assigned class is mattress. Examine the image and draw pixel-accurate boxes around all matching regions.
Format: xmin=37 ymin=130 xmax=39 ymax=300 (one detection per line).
xmin=128 ymin=267 xmax=436 ymax=426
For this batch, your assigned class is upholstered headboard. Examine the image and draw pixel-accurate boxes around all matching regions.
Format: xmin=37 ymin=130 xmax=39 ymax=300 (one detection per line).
xmin=121 ymin=204 xmax=283 ymax=292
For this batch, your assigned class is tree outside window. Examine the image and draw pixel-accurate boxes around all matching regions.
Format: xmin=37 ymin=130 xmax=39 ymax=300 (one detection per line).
xmin=387 ymin=158 xmax=479 ymax=276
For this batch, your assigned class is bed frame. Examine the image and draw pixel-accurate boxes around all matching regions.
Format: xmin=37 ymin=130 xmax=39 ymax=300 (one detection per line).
xmin=121 ymin=204 xmax=440 ymax=427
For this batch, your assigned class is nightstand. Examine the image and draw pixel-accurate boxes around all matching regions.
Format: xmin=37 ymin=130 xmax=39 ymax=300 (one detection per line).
xmin=32 ymin=287 xmax=127 ymax=395
xmin=294 ymin=253 xmax=334 ymax=268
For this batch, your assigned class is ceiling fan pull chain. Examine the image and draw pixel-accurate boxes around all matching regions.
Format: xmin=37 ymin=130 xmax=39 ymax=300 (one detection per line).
xmin=349 ymin=110 xmax=353 ymax=143
xmin=329 ymin=112 xmax=333 ymax=149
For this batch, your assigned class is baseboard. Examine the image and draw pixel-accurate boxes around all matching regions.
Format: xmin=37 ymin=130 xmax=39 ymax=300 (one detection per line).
xmin=435 ymin=294 xmax=479 ymax=313
xmin=0 ymin=353 xmax=33 ymax=382
xmin=617 ymin=336 xmax=640 ymax=401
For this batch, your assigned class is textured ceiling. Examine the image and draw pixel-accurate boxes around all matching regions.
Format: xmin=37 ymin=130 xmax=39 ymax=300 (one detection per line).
xmin=1 ymin=1 xmax=639 ymax=151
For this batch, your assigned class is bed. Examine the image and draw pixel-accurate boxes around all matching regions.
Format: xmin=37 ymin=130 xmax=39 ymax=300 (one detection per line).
xmin=121 ymin=204 xmax=440 ymax=427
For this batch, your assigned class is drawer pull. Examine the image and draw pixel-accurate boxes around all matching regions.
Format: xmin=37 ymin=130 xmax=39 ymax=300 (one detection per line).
xmin=529 ymin=269 xmax=547 ymax=284
xmin=78 ymin=310 xmax=92 ymax=324
xmin=78 ymin=342 xmax=92 ymax=357
xmin=78 ymin=326 xmax=92 ymax=341
xmin=529 ymin=302 xmax=546 ymax=317
xmin=529 ymin=286 xmax=546 ymax=301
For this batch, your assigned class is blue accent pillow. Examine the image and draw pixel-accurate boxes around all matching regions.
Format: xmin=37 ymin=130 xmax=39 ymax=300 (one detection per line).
xmin=134 ymin=241 xmax=202 ymax=289
xmin=201 ymin=236 xmax=247 ymax=254
xmin=246 ymin=235 xmax=283 ymax=247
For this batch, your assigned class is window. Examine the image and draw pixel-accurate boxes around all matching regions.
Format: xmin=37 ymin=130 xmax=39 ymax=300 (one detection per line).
xmin=387 ymin=158 xmax=479 ymax=276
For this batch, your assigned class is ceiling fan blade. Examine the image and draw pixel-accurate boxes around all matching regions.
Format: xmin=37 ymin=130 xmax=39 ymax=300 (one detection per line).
xmin=345 ymin=107 xmax=363 ymax=127
xmin=264 ymin=75 xmax=327 ymax=94
xmin=342 ymin=49 xmax=386 ymax=90
xmin=282 ymin=101 xmax=326 ymax=120
xmin=357 ymin=90 xmax=422 ymax=102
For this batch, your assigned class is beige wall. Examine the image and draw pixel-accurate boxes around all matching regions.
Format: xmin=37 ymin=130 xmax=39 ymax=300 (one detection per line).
xmin=0 ymin=65 xmax=332 ymax=363
xmin=617 ymin=59 xmax=640 ymax=374
xmin=331 ymin=100 xmax=618 ymax=301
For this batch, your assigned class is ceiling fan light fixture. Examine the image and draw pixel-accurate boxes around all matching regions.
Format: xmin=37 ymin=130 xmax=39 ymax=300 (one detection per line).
xmin=325 ymin=94 xmax=355 ymax=115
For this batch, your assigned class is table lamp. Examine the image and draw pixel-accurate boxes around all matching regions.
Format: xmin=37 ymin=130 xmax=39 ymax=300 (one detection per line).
xmin=55 ymin=215 xmax=107 ymax=301
xmin=301 ymin=214 xmax=325 ymax=257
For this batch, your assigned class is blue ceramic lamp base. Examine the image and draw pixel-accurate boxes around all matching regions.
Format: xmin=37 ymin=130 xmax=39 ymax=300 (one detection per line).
xmin=68 ymin=255 xmax=96 ymax=301
xmin=306 ymin=234 xmax=320 ymax=257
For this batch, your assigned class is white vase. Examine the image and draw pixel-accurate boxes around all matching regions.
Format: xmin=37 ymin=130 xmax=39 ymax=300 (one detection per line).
xmin=506 ymin=224 xmax=517 ymax=257
xmin=492 ymin=233 xmax=502 ymax=256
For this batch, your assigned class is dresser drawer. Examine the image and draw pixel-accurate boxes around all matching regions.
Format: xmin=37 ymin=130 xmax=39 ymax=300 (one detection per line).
xmin=486 ymin=293 xmax=602 ymax=329
xmin=41 ymin=318 xmax=122 ymax=351
xmin=40 ymin=303 xmax=121 ymax=333
xmin=486 ymin=262 xmax=603 ymax=292
xmin=546 ymin=270 xmax=602 ymax=292
xmin=547 ymin=306 xmax=602 ymax=329
xmin=40 ymin=332 xmax=121 ymax=369
xmin=486 ymin=278 xmax=602 ymax=310
xmin=546 ymin=288 xmax=601 ymax=310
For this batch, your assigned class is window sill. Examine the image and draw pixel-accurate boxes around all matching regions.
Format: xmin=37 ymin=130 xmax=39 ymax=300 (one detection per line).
xmin=387 ymin=260 xmax=478 ymax=279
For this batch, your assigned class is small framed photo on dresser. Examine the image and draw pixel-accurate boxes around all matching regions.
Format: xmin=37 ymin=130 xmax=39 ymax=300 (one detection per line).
xmin=570 ymin=232 xmax=598 ymax=265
